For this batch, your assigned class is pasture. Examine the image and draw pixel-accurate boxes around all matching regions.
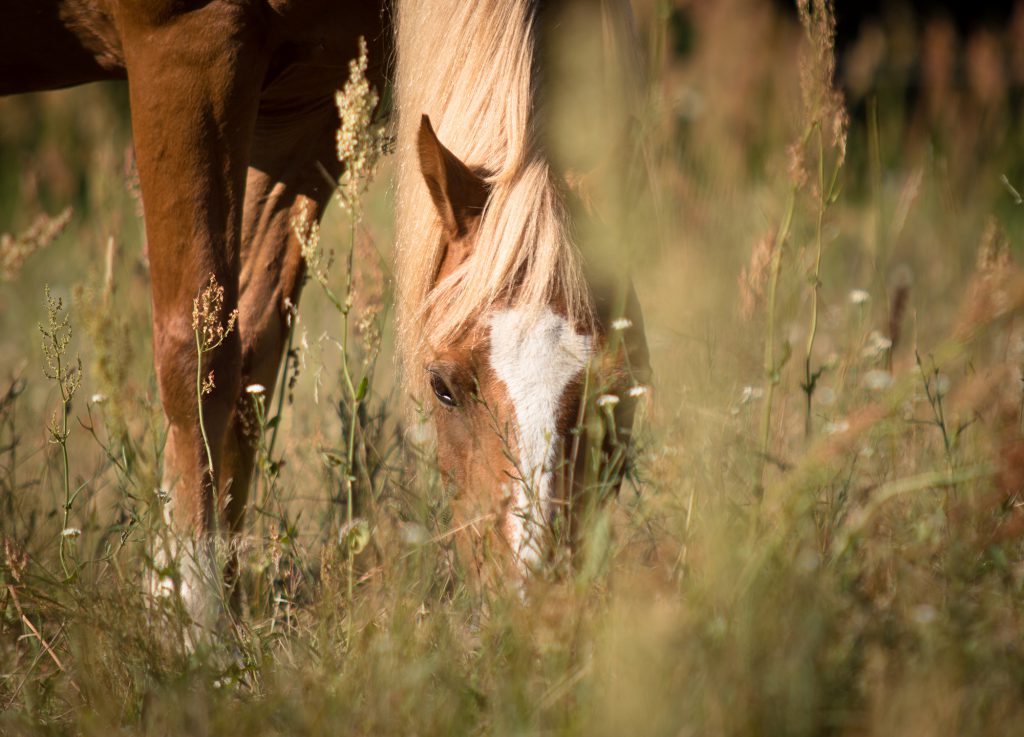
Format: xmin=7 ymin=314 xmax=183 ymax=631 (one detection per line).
xmin=4 ymin=1 xmax=1024 ymax=734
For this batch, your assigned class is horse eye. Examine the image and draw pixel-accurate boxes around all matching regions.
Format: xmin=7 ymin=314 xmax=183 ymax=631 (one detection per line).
xmin=430 ymin=372 xmax=458 ymax=408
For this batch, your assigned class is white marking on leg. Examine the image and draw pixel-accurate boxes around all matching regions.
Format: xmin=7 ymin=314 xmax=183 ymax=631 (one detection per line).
xmin=488 ymin=307 xmax=592 ymax=569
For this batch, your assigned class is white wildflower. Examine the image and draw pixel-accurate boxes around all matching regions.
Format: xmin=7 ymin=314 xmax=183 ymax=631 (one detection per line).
xmin=596 ymin=394 xmax=620 ymax=408
xmin=862 ymin=330 xmax=893 ymax=359
xmin=246 ymin=384 xmax=266 ymax=395
xmin=90 ymin=393 xmax=107 ymax=405
xmin=824 ymin=419 xmax=850 ymax=435
xmin=61 ymin=527 xmax=81 ymax=538
xmin=849 ymin=289 xmax=871 ymax=306
xmin=627 ymin=384 xmax=650 ymax=398
xmin=611 ymin=317 xmax=633 ymax=331
xmin=400 ymin=522 xmax=428 ymax=546
xmin=740 ymin=385 xmax=764 ymax=404
xmin=864 ymin=369 xmax=893 ymax=391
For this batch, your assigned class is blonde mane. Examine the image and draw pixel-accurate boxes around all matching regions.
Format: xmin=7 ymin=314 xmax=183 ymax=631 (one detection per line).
xmin=394 ymin=0 xmax=593 ymax=383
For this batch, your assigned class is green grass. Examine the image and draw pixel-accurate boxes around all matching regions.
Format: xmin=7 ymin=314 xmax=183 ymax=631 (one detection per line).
xmin=5 ymin=3 xmax=1024 ymax=734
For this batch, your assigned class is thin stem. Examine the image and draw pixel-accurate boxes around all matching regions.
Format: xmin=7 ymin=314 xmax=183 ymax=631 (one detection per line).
xmin=195 ymin=331 xmax=218 ymax=535
xmin=804 ymin=124 xmax=826 ymax=439
xmin=757 ymin=186 xmax=797 ymax=496
xmin=344 ymin=215 xmax=357 ymax=647
xmin=56 ymin=352 xmax=72 ymax=578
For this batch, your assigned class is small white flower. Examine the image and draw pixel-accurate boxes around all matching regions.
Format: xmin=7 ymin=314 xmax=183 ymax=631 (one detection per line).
xmin=246 ymin=384 xmax=266 ymax=395
xmin=611 ymin=317 xmax=633 ymax=331
xmin=596 ymin=394 xmax=620 ymax=408
xmin=740 ymin=386 xmax=764 ymax=404
xmin=862 ymin=331 xmax=893 ymax=359
xmin=911 ymin=604 xmax=937 ymax=625
xmin=849 ymin=289 xmax=871 ymax=306
xmin=90 ymin=393 xmax=107 ymax=405
xmin=864 ymin=369 xmax=893 ymax=391
xmin=400 ymin=522 xmax=428 ymax=545
xmin=627 ymin=385 xmax=650 ymax=398
xmin=824 ymin=419 xmax=850 ymax=435
xmin=61 ymin=528 xmax=81 ymax=538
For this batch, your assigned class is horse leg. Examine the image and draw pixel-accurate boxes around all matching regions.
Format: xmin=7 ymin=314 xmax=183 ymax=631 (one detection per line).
xmin=216 ymin=30 xmax=388 ymax=602
xmin=218 ymin=105 xmax=343 ymax=603
xmin=117 ymin=3 xmax=266 ymax=632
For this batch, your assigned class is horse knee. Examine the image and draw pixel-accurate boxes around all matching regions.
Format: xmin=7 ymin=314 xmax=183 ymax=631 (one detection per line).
xmin=155 ymin=312 xmax=242 ymax=433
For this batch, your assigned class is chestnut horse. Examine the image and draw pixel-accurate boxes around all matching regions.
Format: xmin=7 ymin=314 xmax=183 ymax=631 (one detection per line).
xmin=2 ymin=0 xmax=648 ymax=623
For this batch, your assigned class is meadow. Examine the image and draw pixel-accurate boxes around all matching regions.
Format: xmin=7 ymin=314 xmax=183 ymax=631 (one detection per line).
xmin=5 ymin=1 xmax=1024 ymax=734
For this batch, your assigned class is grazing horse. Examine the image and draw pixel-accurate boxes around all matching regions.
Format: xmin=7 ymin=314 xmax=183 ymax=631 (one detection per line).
xmin=394 ymin=0 xmax=650 ymax=576
xmin=2 ymin=0 xmax=648 ymax=621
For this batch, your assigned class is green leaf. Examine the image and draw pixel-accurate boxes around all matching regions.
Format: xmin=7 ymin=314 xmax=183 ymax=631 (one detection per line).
xmin=356 ymin=376 xmax=369 ymax=402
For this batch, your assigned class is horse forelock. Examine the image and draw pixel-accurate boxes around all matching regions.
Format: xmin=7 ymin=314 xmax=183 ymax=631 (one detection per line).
xmin=393 ymin=0 xmax=593 ymax=390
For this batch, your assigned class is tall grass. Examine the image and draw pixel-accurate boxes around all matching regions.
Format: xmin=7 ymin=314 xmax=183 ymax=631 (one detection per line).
xmin=4 ymin=2 xmax=1024 ymax=734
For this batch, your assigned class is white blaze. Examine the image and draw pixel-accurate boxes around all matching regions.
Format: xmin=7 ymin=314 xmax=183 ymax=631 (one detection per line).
xmin=488 ymin=307 xmax=592 ymax=568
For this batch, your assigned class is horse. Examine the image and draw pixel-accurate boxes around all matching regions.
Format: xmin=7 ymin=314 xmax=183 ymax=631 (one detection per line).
xmin=394 ymin=0 xmax=650 ymax=578
xmin=1 ymin=0 xmax=648 ymax=624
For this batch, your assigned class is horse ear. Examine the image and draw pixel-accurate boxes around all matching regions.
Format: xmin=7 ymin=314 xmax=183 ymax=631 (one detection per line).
xmin=417 ymin=115 xmax=488 ymax=238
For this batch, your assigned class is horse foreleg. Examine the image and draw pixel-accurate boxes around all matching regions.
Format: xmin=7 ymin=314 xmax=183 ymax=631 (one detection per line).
xmin=219 ymin=106 xmax=343 ymax=544
xmin=118 ymin=3 xmax=267 ymax=633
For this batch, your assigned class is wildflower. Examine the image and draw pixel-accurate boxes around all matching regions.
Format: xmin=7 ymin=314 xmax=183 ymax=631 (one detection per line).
xmin=824 ymin=419 xmax=849 ymax=435
xmin=246 ymin=384 xmax=266 ymax=395
xmin=740 ymin=386 xmax=764 ymax=404
xmin=61 ymin=528 xmax=81 ymax=538
xmin=864 ymin=369 xmax=893 ymax=391
xmin=848 ymin=289 xmax=870 ymax=306
xmin=596 ymin=394 xmax=620 ymax=408
xmin=90 ymin=393 xmax=107 ymax=405
xmin=627 ymin=384 xmax=650 ymax=398
xmin=192 ymin=274 xmax=238 ymax=353
xmin=611 ymin=317 xmax=633 ymax=331
xmin=400 ymin=522 xmax=428 ymax=545
xmin=862 ymin=331 xmax=893 ymax=359
xmin=39 ymin=286 xmax=82 ymax=401
xmin=335 ymin=36 xmax=388 ymax=212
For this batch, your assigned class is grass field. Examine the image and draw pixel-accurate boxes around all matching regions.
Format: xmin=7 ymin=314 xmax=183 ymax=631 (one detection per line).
xmin=5 ymin=1 xmax=1024 ymax=734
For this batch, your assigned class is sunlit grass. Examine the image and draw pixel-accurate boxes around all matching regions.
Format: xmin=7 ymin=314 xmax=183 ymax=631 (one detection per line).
xmin=4 ymin=2 xmax=1024 ymax=734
